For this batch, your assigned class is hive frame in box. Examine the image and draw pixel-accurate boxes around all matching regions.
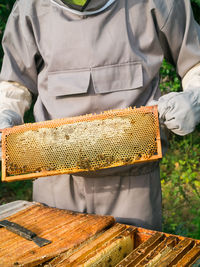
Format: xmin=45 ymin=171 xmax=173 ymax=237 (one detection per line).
xmin=0 ymin=201 xmax=199 ymax=266
xmin=1 ymin=106 xmax=162 ymax=182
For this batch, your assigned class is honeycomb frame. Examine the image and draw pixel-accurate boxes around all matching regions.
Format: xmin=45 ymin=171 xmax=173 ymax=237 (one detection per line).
xmin=1 ymin=106 xmax=162 ymax=182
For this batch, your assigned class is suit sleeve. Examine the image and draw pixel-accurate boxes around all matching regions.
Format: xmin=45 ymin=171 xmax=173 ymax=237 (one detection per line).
xmin=0 ymin=1 xmax=41 ymax=95
xmin=157 ymin=0 xmax=200 ymax=78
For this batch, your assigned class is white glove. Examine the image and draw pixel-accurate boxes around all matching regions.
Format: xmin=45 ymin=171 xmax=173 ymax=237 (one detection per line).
xmin=0 ymin=81 xmax=32 ymax=117
xmin=157 ymin=89 xmax=200 ymax=135
xmin=157 ymin=63 xmax=200 ymax=136
xmin=0 ymin=81 xmax=32 ymax=160
xmin=0 ymin=110 xmax=22 ymax=160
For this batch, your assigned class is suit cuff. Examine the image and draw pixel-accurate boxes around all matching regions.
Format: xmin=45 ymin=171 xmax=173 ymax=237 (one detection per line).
xmin=182 ymin=63 xmax=200 ymax=91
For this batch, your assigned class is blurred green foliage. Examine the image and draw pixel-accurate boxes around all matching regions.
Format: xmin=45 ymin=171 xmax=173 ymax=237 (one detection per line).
xmin=160 ymin=125 xmax=200 ymax=239
xmin=159 ymin=60 xmax=181 ymax=93
xmin=0 ymin=0 xmax=200 ymax=239
xmin=192 ymin=0 xmax=200 ymax=23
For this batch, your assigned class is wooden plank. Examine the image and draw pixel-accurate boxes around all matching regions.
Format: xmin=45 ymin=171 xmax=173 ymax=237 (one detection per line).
xmin=153 ymin=238 xmax=195 ymax=267
xmin=176 ymin=245 xmax=200 ymax=267
xmin=0 ymin=204 xmax=115 ymax=267
xmin=116 ymin=232 xmax=165 ymax=266
xmin=50 ymin=223 xmax=128 ymax=266
xmin=73 ymin=227 xmax=136 ymax=267
xmin=136 ymin=236 xmax=177 ymax=266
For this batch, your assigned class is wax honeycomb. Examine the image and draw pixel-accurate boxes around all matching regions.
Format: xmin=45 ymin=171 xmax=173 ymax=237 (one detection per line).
xmin=1 ymin=106 xmax=162 ymax=181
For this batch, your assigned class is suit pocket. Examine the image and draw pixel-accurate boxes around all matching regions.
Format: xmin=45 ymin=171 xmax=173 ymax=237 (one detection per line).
xmin=91 ymin=62 xmax=143 ymax=94
xmin=48 ymin=69 xmax=91 ymax=96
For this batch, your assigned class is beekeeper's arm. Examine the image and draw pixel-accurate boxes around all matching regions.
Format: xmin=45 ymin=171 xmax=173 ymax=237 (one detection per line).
xmin=0 ymin=2 xmax=39 ymax=157
xmin=155 ymin=0 xmax=200 ymax=136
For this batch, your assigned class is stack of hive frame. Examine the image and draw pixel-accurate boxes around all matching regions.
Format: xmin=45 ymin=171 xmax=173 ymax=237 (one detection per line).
xmin=0 ymin=202 xmax=199 ymax=266
xmin=1 ymin=106 xmax=162 ymax=182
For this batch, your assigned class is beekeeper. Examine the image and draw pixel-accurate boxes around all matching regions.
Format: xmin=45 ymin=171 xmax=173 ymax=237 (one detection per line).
xmin=0 ymin=0 xmax=200 ymax=231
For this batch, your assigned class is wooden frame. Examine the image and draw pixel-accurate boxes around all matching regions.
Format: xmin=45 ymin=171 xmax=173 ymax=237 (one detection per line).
xmin=1 ymin=106 xmax=162 ymax=182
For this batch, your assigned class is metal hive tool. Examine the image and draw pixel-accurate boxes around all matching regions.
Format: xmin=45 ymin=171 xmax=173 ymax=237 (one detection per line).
xmin=1 ymin=106 xmax=162 ymax=182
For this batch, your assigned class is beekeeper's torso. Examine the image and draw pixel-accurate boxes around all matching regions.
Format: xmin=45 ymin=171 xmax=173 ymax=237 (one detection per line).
xmin=1 ymin=0 xmax=198 ymax=122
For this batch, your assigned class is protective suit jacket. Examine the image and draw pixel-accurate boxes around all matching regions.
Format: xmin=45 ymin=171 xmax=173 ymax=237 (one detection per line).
xmin=1 ymin=0 xmax=200 ymax=230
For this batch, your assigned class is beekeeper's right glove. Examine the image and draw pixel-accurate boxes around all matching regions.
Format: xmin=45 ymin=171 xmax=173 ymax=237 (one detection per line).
xmin=0 ymin=110 xmax=23 ymax=160
xmin=0 ymin=81 xmax=32 ymax=160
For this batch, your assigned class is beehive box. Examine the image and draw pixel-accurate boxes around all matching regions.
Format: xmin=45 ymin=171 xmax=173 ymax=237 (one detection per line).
xmin=1 ymin=106 xmax=162 ymax=182
xmin=0 ymin=201 xmax=199 ymax=266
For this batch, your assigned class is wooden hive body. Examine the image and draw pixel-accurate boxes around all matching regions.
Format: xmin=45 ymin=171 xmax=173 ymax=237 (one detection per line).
xmin=0 ymin=202 xmax=200 ymax=266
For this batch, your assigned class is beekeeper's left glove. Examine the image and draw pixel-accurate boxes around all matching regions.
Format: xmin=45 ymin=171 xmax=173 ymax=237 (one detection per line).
xmin=157 ymin=63 xmax=200 ymax=136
